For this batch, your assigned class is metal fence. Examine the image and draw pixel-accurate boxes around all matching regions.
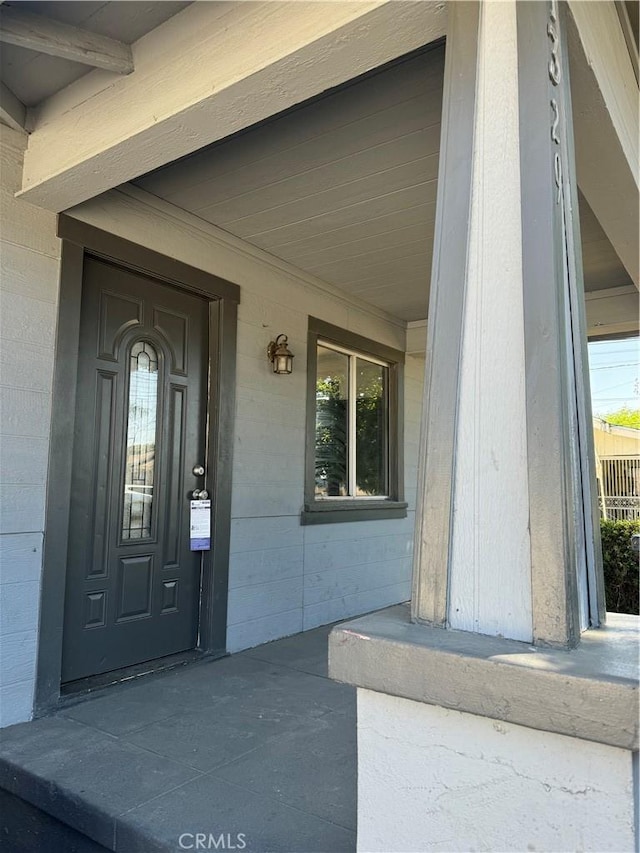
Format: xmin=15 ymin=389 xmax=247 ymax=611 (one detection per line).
xmin=599 ymin=456 xmax=640 ymax=521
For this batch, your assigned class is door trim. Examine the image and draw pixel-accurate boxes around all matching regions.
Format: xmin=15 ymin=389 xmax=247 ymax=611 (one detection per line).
xmin=34 ymin=215 xmax=240 ymax=715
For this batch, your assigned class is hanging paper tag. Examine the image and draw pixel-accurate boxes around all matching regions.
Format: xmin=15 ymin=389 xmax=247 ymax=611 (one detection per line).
xmin=190 ymin=499 xmax=211 ymax=551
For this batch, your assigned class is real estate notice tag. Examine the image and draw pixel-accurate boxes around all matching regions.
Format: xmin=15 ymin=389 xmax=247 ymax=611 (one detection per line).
xmin=190 ymin=499 xmax=211 ymax=551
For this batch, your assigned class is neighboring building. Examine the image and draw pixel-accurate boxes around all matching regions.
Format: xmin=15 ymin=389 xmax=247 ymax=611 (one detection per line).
xmin=0 ymin=1 xmax=638 ymax=849
xmin=593 ymin=417 xmax=640 ymax=520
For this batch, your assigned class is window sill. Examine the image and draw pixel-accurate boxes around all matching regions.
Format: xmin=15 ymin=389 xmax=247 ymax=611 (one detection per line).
xmin=301 ymin=501 xmax=408 ymax=525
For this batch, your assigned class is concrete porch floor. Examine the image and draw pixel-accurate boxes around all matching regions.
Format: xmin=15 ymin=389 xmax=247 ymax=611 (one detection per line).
xmin=0 ymin=624 xmax=356 ymax=853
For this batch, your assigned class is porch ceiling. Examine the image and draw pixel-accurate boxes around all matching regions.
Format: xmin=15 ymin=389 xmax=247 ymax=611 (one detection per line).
xmin=0 ymin=2 xmax=192 ymax=109
xmin=135 ymin=43 xmax=635 ymax=324
xmin=136 ymin=47 xmax=444 ymax=322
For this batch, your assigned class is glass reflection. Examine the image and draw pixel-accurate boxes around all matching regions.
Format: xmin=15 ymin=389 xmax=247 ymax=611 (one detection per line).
xmin=355 ymin=358 xmax=388 ymax=496
xmin=122 ymin=341 xmax=158 ymax=540
xmin=315 ymin=346 xmax=348 ymax=497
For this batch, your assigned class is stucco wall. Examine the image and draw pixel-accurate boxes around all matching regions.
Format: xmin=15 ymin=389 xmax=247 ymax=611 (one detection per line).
xmin=357 ymin=688 xmax=636 ymax=853
xmin=65 ymin=186 xmax=422 ymax=653
xmin=0 ymin=126 xmax=61 ymax=726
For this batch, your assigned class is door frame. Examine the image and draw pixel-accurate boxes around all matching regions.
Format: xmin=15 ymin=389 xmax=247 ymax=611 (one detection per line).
xmin=34 ymin=215 xmax=240 ymax=715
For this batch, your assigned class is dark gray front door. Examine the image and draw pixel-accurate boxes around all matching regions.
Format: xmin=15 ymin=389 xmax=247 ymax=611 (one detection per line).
xmin=62 ymin=256 xmax=209 ymax=682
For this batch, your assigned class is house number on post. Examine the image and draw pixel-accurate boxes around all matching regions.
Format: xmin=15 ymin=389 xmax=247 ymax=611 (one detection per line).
xmin=548 ymin=0 xmax=562 ymax=204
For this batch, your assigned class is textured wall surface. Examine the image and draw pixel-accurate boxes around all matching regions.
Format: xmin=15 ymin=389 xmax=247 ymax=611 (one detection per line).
xmin=357 ymin=688 xmax=636 ymax=853
xmin=0 ymin=165 xmax=421 ymax=726
xmin=226 ymin=290 xmax=422 ymax=651
xmin=0 ymin=126 xmax=61 ymax=727
xmin=51 ymin=186 xmax=423 ymax=655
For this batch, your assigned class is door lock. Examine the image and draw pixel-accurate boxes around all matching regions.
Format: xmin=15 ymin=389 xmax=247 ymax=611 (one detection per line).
xmin=192 ymin=464 xmax=205 ymax=476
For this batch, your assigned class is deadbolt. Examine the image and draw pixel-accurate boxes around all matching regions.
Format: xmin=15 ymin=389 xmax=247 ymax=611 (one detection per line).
xmin=192 ymin=464 xmax=205 ymax=476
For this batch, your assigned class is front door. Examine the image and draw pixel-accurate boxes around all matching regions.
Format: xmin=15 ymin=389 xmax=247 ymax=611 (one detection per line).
xmin=62 ymin=255 xmax=209 ymax=683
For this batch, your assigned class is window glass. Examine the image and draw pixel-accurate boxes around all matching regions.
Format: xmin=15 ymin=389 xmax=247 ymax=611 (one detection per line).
xmin=305 ymin=320 xmax=404 ymax=523
xmin=122 ymin=341 xmax=158 ymax=540
xmin=315 ymin=345 xmax=349 ymax=497
xmin=355 ymin=358 xmax=388 ymax=496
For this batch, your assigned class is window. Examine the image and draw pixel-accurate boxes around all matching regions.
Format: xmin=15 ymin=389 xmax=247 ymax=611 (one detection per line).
xmin=122 ymin=340 xmax=159 ymax=540
xmin=303 ymin=318 xmax=406 ymax=524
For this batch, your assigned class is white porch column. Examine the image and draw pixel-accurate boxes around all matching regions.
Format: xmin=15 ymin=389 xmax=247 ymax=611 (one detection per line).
xmin=412 ymin=0 xmax=605 ymax=647
xmin=330 ymin=2 xmax=638 ymax=850
xmin=445 ymin=0 xmax=532 ymax=641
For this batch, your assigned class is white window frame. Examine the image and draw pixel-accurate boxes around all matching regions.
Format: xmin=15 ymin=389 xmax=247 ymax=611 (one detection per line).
xmin=316 ymin=339 xmax=390 ymax=500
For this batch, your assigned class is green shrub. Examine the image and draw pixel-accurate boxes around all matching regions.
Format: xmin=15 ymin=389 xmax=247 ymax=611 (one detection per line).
xmin=600 ymin=519 xmax=639 ymax=615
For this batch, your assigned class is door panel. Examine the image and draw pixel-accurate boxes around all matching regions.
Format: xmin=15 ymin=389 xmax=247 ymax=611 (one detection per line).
xmin=62 ymin=256 xmax=209 ymax=683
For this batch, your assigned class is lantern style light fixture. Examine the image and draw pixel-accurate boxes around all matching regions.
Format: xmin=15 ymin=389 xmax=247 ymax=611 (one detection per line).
xmin=267 ymin=334 xmax=294 ymax=374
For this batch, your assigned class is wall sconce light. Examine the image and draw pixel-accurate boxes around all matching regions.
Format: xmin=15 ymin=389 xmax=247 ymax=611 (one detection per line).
xmin=267 ymin=334 xmax=294 ymax=375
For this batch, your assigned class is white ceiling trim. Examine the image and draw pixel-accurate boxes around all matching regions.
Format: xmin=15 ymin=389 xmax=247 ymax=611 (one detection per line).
xmin=568 ymin=1 xmax=639 ymax=288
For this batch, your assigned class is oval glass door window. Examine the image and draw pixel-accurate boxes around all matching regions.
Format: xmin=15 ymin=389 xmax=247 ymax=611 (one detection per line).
xmin=123 ymin=341 xmax=159 ymax=540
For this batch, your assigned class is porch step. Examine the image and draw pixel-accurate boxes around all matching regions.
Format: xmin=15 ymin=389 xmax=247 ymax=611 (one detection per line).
xmin=0 ymin=744 xmax=121 ymax=852
xmin=0 ymin=788 xmax=110 ymax=853
xmin=0 ymin=625 xmax=357 ymax=853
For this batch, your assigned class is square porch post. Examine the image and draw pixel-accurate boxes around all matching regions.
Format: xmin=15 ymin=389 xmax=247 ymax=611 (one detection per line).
xmin=330 ymin=3 xmax=638 ymax=850
xmin=411 ymin=0 xmax=604 ymax=646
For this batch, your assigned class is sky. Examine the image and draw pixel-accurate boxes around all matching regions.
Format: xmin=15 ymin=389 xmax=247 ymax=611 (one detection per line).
xmin=588 ymin=336 xmax=639 ymax=417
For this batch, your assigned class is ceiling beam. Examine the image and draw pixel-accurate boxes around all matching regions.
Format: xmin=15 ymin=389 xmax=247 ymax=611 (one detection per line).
xmin=586 ymin=285 xmax=640 ymax=339
xmin=568 ymin=1 xmax=639 ymax=289
xmin=0 ymin=5 xmax=134 ymax=74
xmin=615 ymin=0 xmax=639 ymax=84
xmin=18 ymin=1 xmax=446 ymax=212
xmin=0 ymin=80 xmax=26 ymax=132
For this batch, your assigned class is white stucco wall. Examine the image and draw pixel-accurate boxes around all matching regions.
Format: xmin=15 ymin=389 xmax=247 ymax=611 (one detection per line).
xmin=357 ymin=688 xmax=636 ymax=853
xmin=0 ymin=126 xmax=61 ymax=727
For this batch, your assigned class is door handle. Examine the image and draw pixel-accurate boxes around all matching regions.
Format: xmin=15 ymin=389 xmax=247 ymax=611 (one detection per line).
xmin=192 ymin=489 xmax=209 ymax=500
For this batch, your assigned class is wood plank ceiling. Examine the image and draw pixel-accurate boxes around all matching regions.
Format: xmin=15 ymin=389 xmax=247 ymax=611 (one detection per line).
xmin=137 ymin=47 xmax=444 ymax=322
xmin=1 ymin=3 xmax=633 ymax=323
xmin=136 ymin=43 xmax=634 ymax=323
